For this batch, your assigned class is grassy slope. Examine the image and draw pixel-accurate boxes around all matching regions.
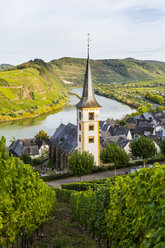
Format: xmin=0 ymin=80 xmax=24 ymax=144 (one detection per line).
xmin=1 ymin=57 xmax=165 ymax=122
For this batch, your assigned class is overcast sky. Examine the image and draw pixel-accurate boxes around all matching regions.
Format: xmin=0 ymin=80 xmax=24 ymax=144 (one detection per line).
xmin=1 ymin=0 xmax=165 ymax=65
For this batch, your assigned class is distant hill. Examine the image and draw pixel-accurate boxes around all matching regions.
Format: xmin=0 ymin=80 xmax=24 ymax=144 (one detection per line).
xmin=49 ymin=57 xmax=165 ymax=84
xmin=0 ymin=64 xmax=13 ymax=70
xmin=1 ymin=57 xmax=165 ymax=122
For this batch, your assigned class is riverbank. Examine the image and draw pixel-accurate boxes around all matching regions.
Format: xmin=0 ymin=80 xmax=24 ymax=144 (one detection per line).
xmin=68 ymin=91 xmax=81 ymax=99
xmin=95 ymin=87 xmax=139 ymax=109
xmin=0 ymin=90 xmax=81 ymax=124
xmin=0 ymin=97 xmax=68 ymax=123
xmin=95 ymin=81 xmax=165 ymax=115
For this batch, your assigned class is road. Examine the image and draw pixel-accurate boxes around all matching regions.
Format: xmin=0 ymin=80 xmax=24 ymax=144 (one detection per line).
xmin=47 ymin=165 xmax=135 ymax=188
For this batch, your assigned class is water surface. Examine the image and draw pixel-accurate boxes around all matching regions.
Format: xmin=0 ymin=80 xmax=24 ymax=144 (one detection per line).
xmin=0 ymin=88 xmax=135 ymax=146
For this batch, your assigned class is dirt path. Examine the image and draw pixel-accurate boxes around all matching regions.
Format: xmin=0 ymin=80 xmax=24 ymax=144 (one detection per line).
xmin=32 ymin=202 xmax=97 ymax=248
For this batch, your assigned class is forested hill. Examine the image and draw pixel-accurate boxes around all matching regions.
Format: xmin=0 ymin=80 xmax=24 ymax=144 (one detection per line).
xmin=0 ymin=57 xmax=165 ymax=122
xmin=49 ymin=57 xmax=165 ymax=84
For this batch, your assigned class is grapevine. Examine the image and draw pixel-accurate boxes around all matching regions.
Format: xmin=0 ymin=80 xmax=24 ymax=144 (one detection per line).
xmin=0 ymin=137 xmax=56 ymax=247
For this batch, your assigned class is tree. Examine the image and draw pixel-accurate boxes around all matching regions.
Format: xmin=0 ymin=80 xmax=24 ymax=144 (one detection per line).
xmin=160 ymin=138 xmax=165 ymax=157
xmin=35 ymin=130 xmax=49 ymax=141
xmin=20 ymin=153 xmax=33 ymax=165
xmin=67 ymin=151 xmax=96 ymax=181
xmin=130 ymin=136 xmax=157 ymax=167
xmin=100 ymin=142 xmax=130 ymax=176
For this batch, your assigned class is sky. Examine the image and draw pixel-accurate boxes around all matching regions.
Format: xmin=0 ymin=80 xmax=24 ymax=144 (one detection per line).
xmin=1 ymin=0 xmax=165 ymax=65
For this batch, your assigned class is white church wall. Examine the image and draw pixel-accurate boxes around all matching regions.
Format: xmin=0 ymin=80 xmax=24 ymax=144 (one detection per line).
xmin=77 ymin=108 xmax=100 ymax=166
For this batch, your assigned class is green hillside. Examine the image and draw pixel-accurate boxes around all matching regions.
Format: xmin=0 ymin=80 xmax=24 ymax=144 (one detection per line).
xmin=0 ymin=64 xmax=13 ymax=70
xmin=0 ymin=57 xmax=165 ymax=122
xmin=0 ymin=59 xmax=68 ymax=122
xmin=50 ymin=57 xmax=165 ymax=84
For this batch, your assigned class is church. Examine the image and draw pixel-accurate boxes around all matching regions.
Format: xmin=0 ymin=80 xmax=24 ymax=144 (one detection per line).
xmin=49 ymin=43 xmax=101 ymax=169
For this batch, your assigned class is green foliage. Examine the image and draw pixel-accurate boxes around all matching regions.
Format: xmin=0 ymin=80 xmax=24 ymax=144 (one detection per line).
xmin=137 ymin=105 xmax=149 ymax=114
xmin=61 ymin=176 xmax=120 ymax=191
xmin=130 ymin=136 xmax=157 ymax=166
xmin=0 ymin=87 xmax=16 ymax=100
xmin=68 ymin=151 xmax=96 ymax=181
xmin=100 ymin=142 xmax=130 ymax=167
xmin=156 ymin=106 xmax=165 ymax=112
xmin=145 ymin=92 xmax=164 ymax=104
xmin=62 ymin=182 xmax=97 ymax=191
xmin=160 ymin=138 xmax=165 ymax=156
xmin=35 ymin=129 xmax=49 ymax=141
xmin=20 ymin=153 xmax=33 ymax=165
xmin=105 ymin=165 xmax=165 ymax=247
xmin=70 ymin=165 xmax=165 ymax=247
xmin=0 ymin=137 xmax=56 ymax=246
xmin=54 ymin=188 xmax=74 ymax=203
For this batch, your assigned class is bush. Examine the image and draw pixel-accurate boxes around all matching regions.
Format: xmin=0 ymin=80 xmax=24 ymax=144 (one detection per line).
xmin=54 ymin=188 xmax=74 ymax=203
xmin=42 ymin=172 xmax=74 ymax=181
xmin=20 ymin=153 xmax=33 ymax=165
xmin=61 ymin=182 xmax=97 ymax=191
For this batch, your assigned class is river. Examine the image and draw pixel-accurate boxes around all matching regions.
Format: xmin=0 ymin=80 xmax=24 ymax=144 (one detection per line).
xmin=0 ymin=88 xmax=135 ymax=146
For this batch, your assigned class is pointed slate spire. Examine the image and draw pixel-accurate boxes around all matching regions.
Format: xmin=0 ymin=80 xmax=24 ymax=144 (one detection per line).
xmin=76 ymin=35 xmax=101 ymax=108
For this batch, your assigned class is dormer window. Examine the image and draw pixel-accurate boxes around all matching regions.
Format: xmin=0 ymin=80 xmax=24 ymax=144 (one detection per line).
xmin=89 ymin=112 xmax=94 ymax=120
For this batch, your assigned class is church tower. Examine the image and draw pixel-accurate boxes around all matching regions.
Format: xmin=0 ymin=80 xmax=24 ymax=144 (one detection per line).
xmin=76 ymin=35 xmax=101 ymax=166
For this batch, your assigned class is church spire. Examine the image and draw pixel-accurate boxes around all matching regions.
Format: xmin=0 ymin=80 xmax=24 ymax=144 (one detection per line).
xmin=76 ymin=34 xmax=101 ymax=108
xmin=87 ymin=32 xmax=90 ymax=59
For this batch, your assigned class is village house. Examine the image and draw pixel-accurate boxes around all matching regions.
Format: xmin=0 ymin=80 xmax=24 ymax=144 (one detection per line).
xmin=9 ymin=138 xmax=50 ymax=158
xmin=109 ymin=125 xmax=132 ymax=140
xmin=100 ymin=134 xmax=131 ymax=154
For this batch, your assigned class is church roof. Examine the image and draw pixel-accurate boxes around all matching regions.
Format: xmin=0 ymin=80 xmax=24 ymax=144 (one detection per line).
xmin=10 ymin=139 xmax=24 ymax=157
xmin=51 ymin=123 xmax=77 ymax=154
xmin=76 ymin=48 xmax=101 ymax=108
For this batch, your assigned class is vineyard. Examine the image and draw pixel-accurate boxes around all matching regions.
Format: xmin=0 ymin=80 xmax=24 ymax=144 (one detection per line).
xmin=1 ymin=133 xmax=165 ymax=247
xmin=68 ymin=165 xmax=165 ymax=248
xmin=0 ymin=137 xmax=56 ymax=247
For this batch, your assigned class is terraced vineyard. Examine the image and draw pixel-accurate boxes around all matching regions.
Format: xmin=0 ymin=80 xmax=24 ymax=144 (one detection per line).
xmin=0 ymin=60 xmax=69 ymax=122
